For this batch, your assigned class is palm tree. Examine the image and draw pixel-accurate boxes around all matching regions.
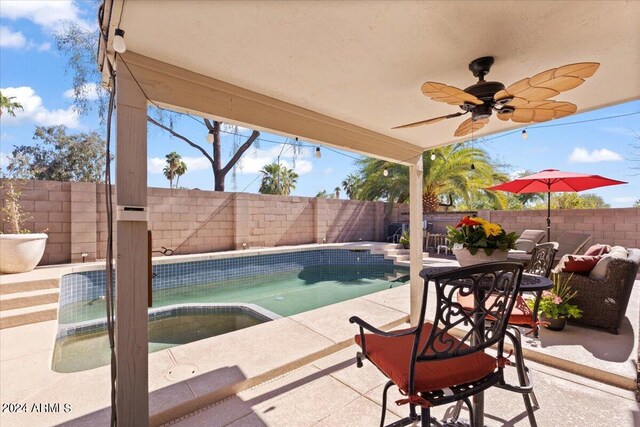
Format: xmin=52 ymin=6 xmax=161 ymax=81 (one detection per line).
xmin=174 ymin=160 xmax=188 ymax=188
xmin=0 ymin=90 xmax=23 ymax=117
xmin=356 ymin=143 xmax=508 ymax=211
xmin=163 ymin=152 xmax=182 ymax=188
xmin=334 ymin=187 xmax=341 ymax=199
xmin=341 ymin=173 xmax=362 ymax=199
xmin=259 ymin=163 xmax=298 ymax=195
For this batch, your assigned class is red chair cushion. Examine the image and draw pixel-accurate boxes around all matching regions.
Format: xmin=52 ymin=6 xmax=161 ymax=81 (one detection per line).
xmin=457 ymin=293 xmax=534 ymax=327
xmin=563 ymin=255 xmax=602 ymax=273
xmin=354 ymin=323 xmax=496 ymax=393
xmin=583 ymin=244 xmax=611 ymax=256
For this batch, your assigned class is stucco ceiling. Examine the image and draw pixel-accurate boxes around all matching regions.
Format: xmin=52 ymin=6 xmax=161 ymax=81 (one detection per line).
xmin=109 ymin=0 xmax=640 ymax=151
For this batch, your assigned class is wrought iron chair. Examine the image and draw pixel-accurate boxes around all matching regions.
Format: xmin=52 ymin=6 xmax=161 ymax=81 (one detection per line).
xmin=454 ymin=242 xmax=558 ymax=426
xmin=350 ymin=262 xmax=523 ymax=427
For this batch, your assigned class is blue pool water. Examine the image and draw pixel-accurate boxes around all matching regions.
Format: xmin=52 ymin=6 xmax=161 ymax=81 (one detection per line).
xmin=53 ymin=249 xmax=408 ymax=372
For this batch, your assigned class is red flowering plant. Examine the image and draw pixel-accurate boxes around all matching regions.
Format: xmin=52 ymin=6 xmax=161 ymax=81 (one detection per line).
xmin=446 ymin=215 xmax=518 ymax=256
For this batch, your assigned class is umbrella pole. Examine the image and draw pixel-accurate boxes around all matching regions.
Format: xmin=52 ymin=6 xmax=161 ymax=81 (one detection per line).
xmin=546 ymin=190 xmax=551 ymax=242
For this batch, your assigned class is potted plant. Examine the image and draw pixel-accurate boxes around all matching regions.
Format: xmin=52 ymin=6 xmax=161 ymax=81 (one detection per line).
xmin=0 ymin=180 xmax=48 ymax=274
xmin=528 ymin=273 xmax=582 ymax=331
xmin=399 ymin=230 xmax=410 ymax=249
xmin=446 ymin=215 xmax=518 ymax=266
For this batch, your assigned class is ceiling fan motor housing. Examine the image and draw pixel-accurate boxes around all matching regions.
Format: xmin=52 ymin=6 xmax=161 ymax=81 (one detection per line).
xmin=471 ymin=103 xmax=493 ymax=121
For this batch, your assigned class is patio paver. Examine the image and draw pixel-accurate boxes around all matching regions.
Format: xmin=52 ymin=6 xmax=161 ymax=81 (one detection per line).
xmin=165 ymin=344 xmax=640 ymax=426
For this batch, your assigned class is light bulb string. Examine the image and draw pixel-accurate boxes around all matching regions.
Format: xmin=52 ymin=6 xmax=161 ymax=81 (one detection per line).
xmin=115 ymin=54 xmax=639 ymax=168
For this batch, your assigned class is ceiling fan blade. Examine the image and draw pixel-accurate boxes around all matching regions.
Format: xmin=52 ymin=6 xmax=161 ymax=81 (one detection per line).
xmin=392 ymin=112 xmax=465 ymax=129
xmin=497 ymin=101 xmax=577 ymax=123
xmin=454 ymin=117 xmax=489 ymax=137
xmin=421 ymin=82 xmax=483 ymax=106
xmin=496 ymin=62 xmax=599 ymax=104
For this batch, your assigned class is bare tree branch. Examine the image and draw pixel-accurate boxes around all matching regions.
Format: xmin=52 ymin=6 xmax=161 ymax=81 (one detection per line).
xmin=147 ymin=115 xmax=214 ymax=166
xmin=222 ymin=130 xmax=260 ymax=176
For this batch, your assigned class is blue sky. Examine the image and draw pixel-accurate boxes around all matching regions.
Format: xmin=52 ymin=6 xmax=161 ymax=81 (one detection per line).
xmin=1 ymin=1 xmax=638 ymax=207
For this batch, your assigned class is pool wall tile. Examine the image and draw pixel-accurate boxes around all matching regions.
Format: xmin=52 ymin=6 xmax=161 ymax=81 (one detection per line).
xmin=58 ymin=249 xmax=406 ymax=324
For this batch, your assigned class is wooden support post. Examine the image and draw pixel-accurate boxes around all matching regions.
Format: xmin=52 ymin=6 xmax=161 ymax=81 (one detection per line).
xmin=115 ymin=62 xmax=149 ymax=427
xmin=409 ymin=155 xmax=424 ymax=326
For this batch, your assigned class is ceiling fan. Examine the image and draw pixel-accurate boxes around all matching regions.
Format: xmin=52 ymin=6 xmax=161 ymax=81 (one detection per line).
xmin=393 ymin=57 xmax=599 ymax=137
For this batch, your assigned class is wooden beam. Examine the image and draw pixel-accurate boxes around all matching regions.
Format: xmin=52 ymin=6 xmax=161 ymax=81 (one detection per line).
xmin=408 ymin=155 xmax=424 ymax=326
xmin=115 ymin=61 xmax=149 ymax=427
xmin=117 ymin=51 xmax=423 ymax=165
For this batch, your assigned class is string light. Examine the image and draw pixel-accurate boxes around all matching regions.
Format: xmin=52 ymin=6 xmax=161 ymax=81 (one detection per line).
xmin=383 ymin=168 xmax=389 ymax=177
xmin=430 ymin=152 xmax=436 ymax=161
xmin=206 ymin=130 xmax=214 ymax=144
xmin=112 ymin=28 xmax=126 ymax=53
xmin=521 ymin=129 xmax=528 ymax=140
xmin=115 ymin=54 xmax=640 ymax=172
xmin=315 ymin=147 xmax=321 ymax=159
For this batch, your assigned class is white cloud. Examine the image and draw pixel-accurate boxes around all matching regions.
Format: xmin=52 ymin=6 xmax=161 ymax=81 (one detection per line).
xmin=148 ymin=156 xmax=211 ymax=174
xmin=237 ymin=146 xmax=314 ymax=175
xmin=0 ymin=133 xmax=15 ymax=142
xmin=323 ymin=167 xmax=333 ymax=175
xmin=0 ymin=86 xmax=79 ymax=128
xmin=0 ymin=26 xmax=51 ymax=51
xmin=598 ymin=127 xmax=638 ymax=138
xmin=612 ymin=196 xmax=637 ymax=204
xmin=64 ymin=83 xmax=106 ymax=102
xmin=0 ymin=152 xmax=10 ymax=169
xmin=0 ymin=0 xmax=92 ymax=32
xmin=0 ymin=26 xmax=26 ymax=48
xmin=568 ymin=147 xmax=623 ymax=163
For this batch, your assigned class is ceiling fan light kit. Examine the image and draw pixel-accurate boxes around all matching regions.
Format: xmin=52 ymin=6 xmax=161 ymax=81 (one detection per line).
xmin=394 ymin=56 xmax=599 ymax=137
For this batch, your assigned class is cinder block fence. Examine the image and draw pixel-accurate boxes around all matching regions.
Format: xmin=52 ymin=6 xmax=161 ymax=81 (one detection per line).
xmin=2 ymin=180 xmax=387 ymax=265
xmin=1 ymin=180 xmax=638 ymax=266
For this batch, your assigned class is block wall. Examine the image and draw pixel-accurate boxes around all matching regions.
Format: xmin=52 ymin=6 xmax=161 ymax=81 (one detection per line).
xmin=4 ymin=180 xmax=638 ymax=267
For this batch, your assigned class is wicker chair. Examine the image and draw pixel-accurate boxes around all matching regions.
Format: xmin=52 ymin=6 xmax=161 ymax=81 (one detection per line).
xmin=557 ymin=248 xmax=640 ymax=334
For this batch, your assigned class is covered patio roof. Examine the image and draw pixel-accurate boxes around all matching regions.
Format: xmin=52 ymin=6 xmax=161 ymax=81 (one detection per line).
xmin=100 ymin=1 xmax=640 ymax=162
xmin=96 ymin=2 xmax=640 ymax=426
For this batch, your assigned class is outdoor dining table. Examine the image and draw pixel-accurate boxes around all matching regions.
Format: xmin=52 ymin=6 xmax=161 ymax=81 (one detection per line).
xmin=420 ymin=264 xmax=553 ymax=427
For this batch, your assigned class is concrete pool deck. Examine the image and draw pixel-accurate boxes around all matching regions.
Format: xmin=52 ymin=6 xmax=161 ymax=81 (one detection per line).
xmin=0 ymin=243 xmax=638 ymax=426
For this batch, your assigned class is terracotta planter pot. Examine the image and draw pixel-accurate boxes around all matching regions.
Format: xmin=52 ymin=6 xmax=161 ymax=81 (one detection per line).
xmin=0 ymin=233 xmax=48 ymax=274
xmin=452 ymin=247 xmax=509 ymax=267
xmin=540 ymin=313 xmax=567 ymax=331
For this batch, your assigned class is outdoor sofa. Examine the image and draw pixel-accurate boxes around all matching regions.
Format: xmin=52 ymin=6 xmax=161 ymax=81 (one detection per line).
xmin=556 ymin=248 xmax=640 ymax=334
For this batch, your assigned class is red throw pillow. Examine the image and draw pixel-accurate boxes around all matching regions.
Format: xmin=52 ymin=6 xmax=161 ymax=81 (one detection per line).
xmin=583 ymin=244 xmax=611 ymax=256
xmin=563 ymin=255 xmax=601 ymax=274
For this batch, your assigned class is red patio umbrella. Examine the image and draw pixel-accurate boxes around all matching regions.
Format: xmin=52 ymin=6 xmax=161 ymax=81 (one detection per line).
xmin=487 ymin=169 xmax=626 ymax=241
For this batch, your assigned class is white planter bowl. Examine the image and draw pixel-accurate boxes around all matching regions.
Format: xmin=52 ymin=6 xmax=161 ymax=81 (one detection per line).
xmin=0 ymin=233 xmax=48 ymax=274
xmin=453 ymin=247 xmax=509 ymax=267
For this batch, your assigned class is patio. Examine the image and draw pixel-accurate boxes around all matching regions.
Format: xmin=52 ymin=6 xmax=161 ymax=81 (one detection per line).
xmin=2 ymin=1 xmax=640 ymax=426
xmin=163 ymin=346 xmax=640 ymax=427
xmin=0 ymin=248 xmax=638 ymax=426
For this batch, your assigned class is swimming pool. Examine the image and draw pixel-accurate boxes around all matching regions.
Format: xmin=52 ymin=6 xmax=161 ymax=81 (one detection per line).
xmin=53 ymin=248 xmax=408 ymax=371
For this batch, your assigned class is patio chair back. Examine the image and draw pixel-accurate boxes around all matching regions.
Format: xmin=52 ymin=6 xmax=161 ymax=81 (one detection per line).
xmin=417 ymin=262 xmax=523 ymax=361
xmin=525 ymin=242 xmax=559 ymax=277
xmin=555 ymin=231 xmax=592 ymax=259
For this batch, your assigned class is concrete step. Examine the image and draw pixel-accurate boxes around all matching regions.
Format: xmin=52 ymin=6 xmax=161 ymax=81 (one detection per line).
xmin=384 ymin=249 xmax=410 ymax=257
xmin=0 ymin=303 xmax=58 ymax=329
xmin=0 ymin=268 xmax=61 ymax=295
xmin=0 ymin=288 xmax=60 ymax=311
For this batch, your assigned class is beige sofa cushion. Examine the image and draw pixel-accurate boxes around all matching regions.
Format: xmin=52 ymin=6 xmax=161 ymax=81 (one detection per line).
xmin=589 ymin=247 xmax=628 ymax=281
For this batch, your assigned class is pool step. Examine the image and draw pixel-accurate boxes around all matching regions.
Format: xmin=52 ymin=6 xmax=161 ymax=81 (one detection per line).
xmin=383 ymin=248 xmax=430 ymax=265
xmin=0 ymin=302 xmax=58 ymax=329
